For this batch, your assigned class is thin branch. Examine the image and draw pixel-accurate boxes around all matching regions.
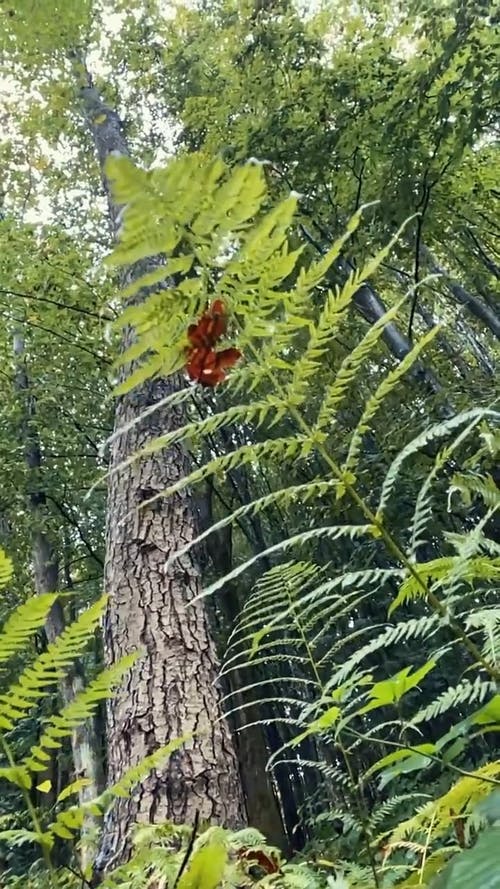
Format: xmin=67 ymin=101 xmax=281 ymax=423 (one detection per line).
xmin=47 ymin=495 xmax=104 ymax=568
xmin=0 ymin=308 xmax=111 ymax=365
xmin=173 ymin=811 xmax=199 ymax=889
xmin=0 ymin=287 xmax=114 ymax=321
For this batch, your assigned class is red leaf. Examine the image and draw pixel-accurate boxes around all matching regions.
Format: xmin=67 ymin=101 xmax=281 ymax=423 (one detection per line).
xmin=238 ymin=847 xmax=280 ymax=874
xmin=185 ymin=345 xmax=241 ymax=387
xmin=187 ymin=300 xmax=227 ymax=349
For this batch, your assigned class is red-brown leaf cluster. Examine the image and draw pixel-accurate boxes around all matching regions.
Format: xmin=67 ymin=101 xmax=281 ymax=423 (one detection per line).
xmin=185 ymin=299 xmax=241 ymax=386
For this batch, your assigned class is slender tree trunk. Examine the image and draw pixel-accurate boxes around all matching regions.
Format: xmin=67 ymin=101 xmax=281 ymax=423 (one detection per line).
xmin=79 ymin=86 xmax=245 ymax=876
xmin=421 ymin=244 xmax=500 ymax=339
xmin=13 ymin=331 xmax=104 ymax=871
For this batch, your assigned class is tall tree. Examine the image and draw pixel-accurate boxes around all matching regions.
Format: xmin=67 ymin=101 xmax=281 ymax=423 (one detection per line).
xmin=79 ymin=84 xmax=245 ymax=874
xmin=0 ymin=4 xmax=245 ymax=875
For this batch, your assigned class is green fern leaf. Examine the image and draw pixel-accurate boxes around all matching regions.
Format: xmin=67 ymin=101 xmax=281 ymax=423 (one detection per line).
xmin=0 ymin=593 xmax=58 ymax=665
xmin=0 ymin=549 xmax=13 ymax=590
xmin=0 ymin=596 xmax=107 ymax=731
xmin=23 ymin=652 xmax=139 ymax=772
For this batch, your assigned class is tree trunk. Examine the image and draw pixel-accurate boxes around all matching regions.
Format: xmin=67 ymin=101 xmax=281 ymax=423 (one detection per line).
xmin=79 ymin=86 xmax=245 ymax=875
xmin=421 ymin=244 xmax=500 ymax=340
xmin=13 ymin=331 xmax=104 ymax=871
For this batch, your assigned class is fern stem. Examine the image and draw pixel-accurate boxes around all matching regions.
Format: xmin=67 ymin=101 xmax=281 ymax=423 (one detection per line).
xmin=285 ymin=576 xmax=323 ymax=692
xmin=252 ymin=344 xmax=500 ymax=682
xmin=345 ymin=727 xmax=500 ymax=788
xmin=278 ymin=538 xmax=381 ymax=884
xmin=336 ymin=736 xmax=381 ymax=888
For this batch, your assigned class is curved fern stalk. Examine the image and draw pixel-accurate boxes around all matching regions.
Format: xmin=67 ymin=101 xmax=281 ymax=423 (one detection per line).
xmin=192 ymin=524 xmax=372 ymax=601
xmin=221 ymin=695 xmax=314 ymax=728
xmin=220 ymin=676 xmax=317 ymax=709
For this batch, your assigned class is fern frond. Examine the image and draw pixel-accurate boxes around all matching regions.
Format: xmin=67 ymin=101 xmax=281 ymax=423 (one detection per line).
xmin=343 ymin=325 xmax=440 ymax=478
xmin=287 ymin=203 xmax=375 ymax=404
xmin=46 ymin=736 xmax=189 ymax=845
xmin=389 ymin=761 xmax=500 ymax=845
xmin=377 ymin=408 xmax=497 ymax=518
xmin=104 ymin=398 xmax=283 ymax=482
xmin=315 ymin=297 xmax=404 ymax=431
xmin=412 ymin=675 xmax=495 ymax=725
xmin=389 ymin=554 xmax=500 ymax=615
xmin=135 ymin=435 xmax=308 ymax=516
xmin=197 ymin=524 xmax=371 ymax=600
xmin=0 ymin=548 xmax=13 ymax=590
xmin=327 ymin=615 xmax=441 ymax=689
xmin=451 ymin=471 xmax=500 ymax=510
xmin=23 ymin=653 xmax=140 ymax=772
xmin=0 ymin=596 xmax=107 ymax=731
xmin=157 ymin=477 xmax=341 ymax=570
xmin=107 ymin=736 xmax=189 ymax=801
xmin=0 ymin=593 xmax=58 ymax=666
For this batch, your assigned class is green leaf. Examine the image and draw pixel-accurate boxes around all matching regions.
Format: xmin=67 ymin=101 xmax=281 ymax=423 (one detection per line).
xmin=471 ymin=695 xmax=500 ymax=726
xmin=367 ymin=743 xmax=436 ymax=777
xmin=431 ymin=827 xmax=500 ymax=888
xmin=177 ymin=843 xmax=227 ymax=889
xmin=360 ymin=661 xmax=436 ymax=712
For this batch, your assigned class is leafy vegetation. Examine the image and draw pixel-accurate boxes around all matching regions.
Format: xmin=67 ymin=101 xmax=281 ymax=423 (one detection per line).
xmin=0 ymin=0 xmax=499 ymax=887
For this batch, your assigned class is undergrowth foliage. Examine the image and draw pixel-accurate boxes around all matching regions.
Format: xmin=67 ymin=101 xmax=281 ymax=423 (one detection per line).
xmin=0 ymin=547 xmax=185 ymax=887
xmin=101 ymin=153 xmax=500 ymax=888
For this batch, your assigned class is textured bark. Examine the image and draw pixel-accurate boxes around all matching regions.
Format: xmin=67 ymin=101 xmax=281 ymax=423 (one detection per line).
xmin=79 ymin=87 xmax=245 ymax=875
xmin=13 ymin=332 xmax=104 ymax=870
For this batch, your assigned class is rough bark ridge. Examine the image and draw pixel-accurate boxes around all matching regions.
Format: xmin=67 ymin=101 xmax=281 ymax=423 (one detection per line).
xmin=79 ymin=88 xmax=245 ymax=875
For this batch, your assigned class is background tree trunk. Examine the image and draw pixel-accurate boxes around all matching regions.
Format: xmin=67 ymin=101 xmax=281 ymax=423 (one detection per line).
xmin=13 ymin=330 xmax=103 ymax=871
